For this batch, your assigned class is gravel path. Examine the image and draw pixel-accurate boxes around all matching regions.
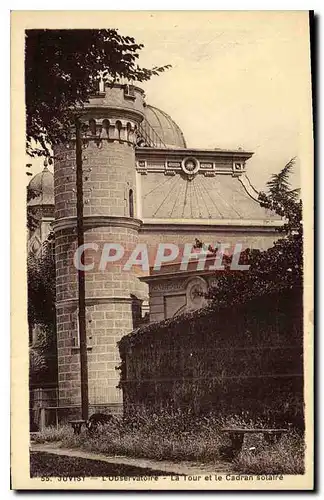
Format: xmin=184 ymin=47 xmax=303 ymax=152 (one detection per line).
xmin=31 ymin=442 xmax=232 ymax=476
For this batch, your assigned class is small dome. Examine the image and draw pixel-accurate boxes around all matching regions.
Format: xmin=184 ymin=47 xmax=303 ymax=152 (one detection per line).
xmin=27 ymin=164 xmax=54 ymax=206
xmin=143 ymin=105 xmax=186 ymax=149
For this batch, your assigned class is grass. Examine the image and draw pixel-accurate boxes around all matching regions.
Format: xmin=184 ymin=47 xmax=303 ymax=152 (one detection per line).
xmin=235 ymin=432 xmax=305 ymax=475
xmin=32 ymin=424 xmax=73 ymax=443
xmin=60 ymin=423 xmax=225 ymax=463
xmin=30 ymin=451 xmax=172 ymax=477
xmin=32 ymin=410 xmax=305 ymax=474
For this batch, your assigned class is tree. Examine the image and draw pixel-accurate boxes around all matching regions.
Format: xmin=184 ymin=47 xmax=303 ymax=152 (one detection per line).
xmin=29 ymin=344 xmax=46 ymax=384
xmin=200 ymin=159 xmax=302 ymax=308
xmin=25 ymin=29 xmax=170 ymax=156
xmin=26 ymin=28 xmax=169 ymax=383
xmin=28 ymin=237 xmax=57 ymax=385
xmin=28 ymin=236 xmax=55 ymax=328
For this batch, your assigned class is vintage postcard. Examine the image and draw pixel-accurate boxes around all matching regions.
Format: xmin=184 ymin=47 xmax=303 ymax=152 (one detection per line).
xmin=11 ymin=10 xmax=314 ymax=490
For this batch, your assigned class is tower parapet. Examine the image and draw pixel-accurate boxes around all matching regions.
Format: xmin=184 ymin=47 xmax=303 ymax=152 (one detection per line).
xmin=53 ymin=84 xmax=145 ymax=409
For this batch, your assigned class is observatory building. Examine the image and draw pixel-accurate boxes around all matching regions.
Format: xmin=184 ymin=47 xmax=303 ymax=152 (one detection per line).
xmin=28 ymin=83 xmax=280 ymax=410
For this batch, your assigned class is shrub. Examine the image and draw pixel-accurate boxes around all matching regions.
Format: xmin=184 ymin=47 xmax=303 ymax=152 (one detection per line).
xmin=32 ymin=424 xmax=73 ymax=443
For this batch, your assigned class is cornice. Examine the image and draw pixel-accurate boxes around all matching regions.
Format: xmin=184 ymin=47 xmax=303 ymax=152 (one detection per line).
xmin=135 ymin=150 xmax=253 ymax=178
xmin=88 ymin=83 xmax=145 ymax=97
xmin=139 ymin=218 xmax=283 ymax=233
xmin=53 ymin=215 xmax=142 ymax=232
xmin=136 ymin=147 xmax=254 ymax=160
xmin=79 ymin=106 xmax=145 ymax=124
xmin=140 ymin=268 xmax=216 ymax=284
xmin=56 ymin=296 xmax=133 ymax=309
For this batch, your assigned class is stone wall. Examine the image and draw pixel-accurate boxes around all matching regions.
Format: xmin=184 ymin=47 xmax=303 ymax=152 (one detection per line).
xmin=53 ymin=84 xmax=145 ymax=408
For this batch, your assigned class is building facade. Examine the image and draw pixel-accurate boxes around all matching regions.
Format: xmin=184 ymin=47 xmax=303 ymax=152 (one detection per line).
xmin=27 ymin=83 xmax=281 ymax=411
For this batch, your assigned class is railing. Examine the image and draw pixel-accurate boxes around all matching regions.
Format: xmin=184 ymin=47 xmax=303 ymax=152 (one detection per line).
xmin=137 ymin=117 xmax=167 ymax=149
xmin=29 ymin=386 xmax=123 ymax=431
xmin=30 ymin=387 xmax=59 ymax=431
xmin=30 ymin=387 xmax=59 ymax=407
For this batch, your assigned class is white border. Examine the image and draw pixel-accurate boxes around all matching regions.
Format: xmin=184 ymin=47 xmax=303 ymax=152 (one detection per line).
xmin=2 ymin=4 xmax=321 ymax=498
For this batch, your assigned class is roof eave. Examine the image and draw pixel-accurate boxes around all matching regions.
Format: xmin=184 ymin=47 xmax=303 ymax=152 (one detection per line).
xmin=135 ymin=147 xmax=254 ymax=160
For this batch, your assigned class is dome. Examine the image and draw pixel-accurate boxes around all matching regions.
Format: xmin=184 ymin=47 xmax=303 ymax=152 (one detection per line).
xmin=142 ymin=105 xmax=187 ymax=149
xmin=27 ymin=164 xmax=54 ymax=206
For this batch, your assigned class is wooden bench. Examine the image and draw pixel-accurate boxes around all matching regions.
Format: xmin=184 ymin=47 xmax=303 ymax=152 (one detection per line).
xmin=69 ymin=419 xmax=86 ymax=435
xmin=221 ymin=428 xmax=288 ymax=455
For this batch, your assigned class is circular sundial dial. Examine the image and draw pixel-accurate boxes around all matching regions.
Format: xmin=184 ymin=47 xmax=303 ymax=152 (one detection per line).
xmin=186 ymin=277 xmax=208 ymax=309
xmin=189 ymin=283 xmax=204 ymax=305
xmin=182 ymin=157 xmax=200 ymax=178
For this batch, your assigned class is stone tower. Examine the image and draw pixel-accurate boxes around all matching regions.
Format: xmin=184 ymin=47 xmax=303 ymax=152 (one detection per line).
xmin=53 ymin=84 xmax=145 ymax=410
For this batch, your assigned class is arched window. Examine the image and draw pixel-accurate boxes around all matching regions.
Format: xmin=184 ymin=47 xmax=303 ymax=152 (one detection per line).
xmin=102 ymin=119 xmax=110 ymax=139
xmin=131 ymin=295 xmax=142 ymax=329
xmin=126 ymin=122 xmax=132 ymax=142
xmin=89 ymin=119 xmax=96 ymax=136
xmin=116 ymin=120 xmax=122 ymax=141
xmin=129 ymin=189 xmax=134 ymax=218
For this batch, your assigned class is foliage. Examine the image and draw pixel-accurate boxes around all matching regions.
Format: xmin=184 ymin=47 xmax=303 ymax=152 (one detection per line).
xmin=28 ymin=238 xmax=56 ymax=329
xmin=236 ymin=432 xmax=305 ymax=475
xmin=117 ymin=160 xmax=303 ymax=427
xmin=29 ymin=347 xmax=46 ymax=381
xmin=26 ymin=172 xmax=39 ymax=232
xmin=34 ymin=412 xmax=304 ymax=474
xmin=29 ymin=325 xmax=57 ymax=386
xmin=30 ymin=451 xmax=168 ymax=477
xmin=25 ymin=29 xmax=170 ymax=156
xmin=258 ymin=157 xmax=302 ymax=239
xmin=27 ymin=207 xmax=40 ymax=233
xmin=204 ymin=158 xmax=302 ymax=307
xmin=28 ymin=237 xmax=57 ymax=385
xmin=118 ymin=289 xmax=303 ymax=427
xmin=32 ymin=424 xmax=73 ymax=444
xmin=27 ymin=188 xmax=42 ymax=233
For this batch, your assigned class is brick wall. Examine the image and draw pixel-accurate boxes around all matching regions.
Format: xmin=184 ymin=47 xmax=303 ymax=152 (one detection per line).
xmin=54 ymin=141 xmax=137 ymax=220
xmin=55 ymin=225 xmax=139 ymax=405
xmin=53 ymin=85 xmax=145 ymax=408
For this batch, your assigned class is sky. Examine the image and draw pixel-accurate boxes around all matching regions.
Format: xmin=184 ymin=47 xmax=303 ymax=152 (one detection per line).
xmin=27 ymin=11 xmax=312 ymax=191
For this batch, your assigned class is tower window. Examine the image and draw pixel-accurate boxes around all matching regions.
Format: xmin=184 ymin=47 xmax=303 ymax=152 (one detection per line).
xmin=102 ymin=119 xmax=110 ymax=139
xmin=89 ymin=119 xmax=97 ymax=136
xmin=116 ymin=120 xmax=122 ymax=141
xmin=126 ymin=122 xmax=132 ymax=142
xmin=129 ymin=189 xmax=134 ymax=218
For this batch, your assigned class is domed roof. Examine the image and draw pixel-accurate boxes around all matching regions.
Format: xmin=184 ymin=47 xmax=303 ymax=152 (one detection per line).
xmin=27 ymin=164 xmax=54 ymax=206
xmin=143 ymin=105 xmax=186 ymax=149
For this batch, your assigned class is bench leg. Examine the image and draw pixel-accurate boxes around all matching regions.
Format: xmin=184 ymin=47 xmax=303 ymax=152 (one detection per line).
xmin=264 ymin=433 xmax=282 ymax=445
xmin=72 ymin=423 xmax=83 ymax=435
xmin=229 ymin=433 xmax=244 ymax=455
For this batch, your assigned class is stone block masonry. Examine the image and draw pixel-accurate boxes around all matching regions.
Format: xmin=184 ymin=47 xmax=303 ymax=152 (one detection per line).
xmin=53 ymin=84 xmax=145 ymax=409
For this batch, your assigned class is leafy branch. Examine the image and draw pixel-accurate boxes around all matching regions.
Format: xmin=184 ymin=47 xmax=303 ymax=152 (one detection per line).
xmin=25 ymin=29 xmax=171 ymax=156
xmin=199 ymin=159 xmax=302 ymax=308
